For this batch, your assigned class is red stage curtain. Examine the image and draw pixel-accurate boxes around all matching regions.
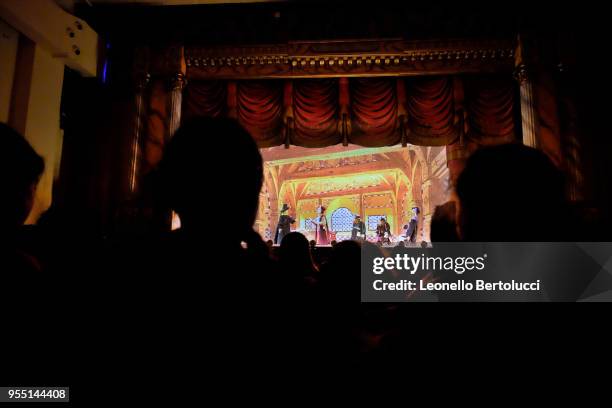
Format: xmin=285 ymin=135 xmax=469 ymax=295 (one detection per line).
xmin=349 ymin=78 xmax=400 ymax=146
xmin=465 ymin=76 xmax=516 ymax=144
xmin=293 ymin=79 xmax=341 ymax=147
xmin=236 ymin=81 xmax=284 ymax=147
xmin=182 ymin=80 xmax=226 ymax=120
xmin=405 ymin=77 xmax=457 ymax=146
xmin=182 ymin=76 xmax=517 ymax=148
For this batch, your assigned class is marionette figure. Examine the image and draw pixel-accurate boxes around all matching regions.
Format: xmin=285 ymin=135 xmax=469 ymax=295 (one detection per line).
xmin=404 ymin=206 xmax=420 ymax=243
xmin=311 ymin=205 xmax=329 ymax=246
xmin=274 ymin=203 xmax=295 ymax=244
xmin=376 ymin=217 xmax=391 ymax=245
xmin=351 ymin=215 xmax=366 ymax=241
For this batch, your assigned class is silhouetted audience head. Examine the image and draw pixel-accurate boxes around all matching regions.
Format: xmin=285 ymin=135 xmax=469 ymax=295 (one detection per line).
xmin=0 ymin=123 xmax=44 ymax=231
xmin=157 ymin=117 xmax=262 ymax=242
xmin=430 ymin=201 xmax=459 ymax=242
xmin=456 ymin=144 xmax=569 ymax=241
xmin=321 ymin=240 xmax=361 ymax=287
xmin=278 ymin=232 xmax=318 ymax=276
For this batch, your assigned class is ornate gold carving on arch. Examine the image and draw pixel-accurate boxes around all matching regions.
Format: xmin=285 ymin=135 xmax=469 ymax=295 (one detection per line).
xmin=182 ymin=38 xmax=516 ymax=80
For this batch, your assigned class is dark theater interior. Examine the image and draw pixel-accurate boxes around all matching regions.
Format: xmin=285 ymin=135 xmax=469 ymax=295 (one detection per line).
xmin=1 ymin=0 xmax=612 ymax=397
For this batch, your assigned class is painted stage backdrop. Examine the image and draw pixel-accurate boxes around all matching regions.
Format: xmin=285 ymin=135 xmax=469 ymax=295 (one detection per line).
xmin=256 ymin=144 xmax=450 ymax=243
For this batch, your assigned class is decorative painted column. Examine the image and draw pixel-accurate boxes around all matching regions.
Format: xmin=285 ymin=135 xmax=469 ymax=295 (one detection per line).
xmin=515 ymin=62 xmax=538 ymax=148
xmin=421 ymin=178 xmax=433 ymax=242
xmin=128 ymin=72 xmax=150 ymax=194
xmin=141 ymin=45 xmax=186 ymax=231
xmin=515 ymin=34 xmax=563 ymax=167
xmin=556 ymin=62 xmax=583 ymax=201
xmin=167 ymin=72 xmax=186 ymax=139
xmin=165 ymin=70 xmax=186 ymax=230
xmin=140 ymin=45 xmax=186 ymax=175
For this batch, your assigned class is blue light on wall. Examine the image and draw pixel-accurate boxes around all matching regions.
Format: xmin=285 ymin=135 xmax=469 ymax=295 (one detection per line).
xmin=101 ymin=42 xmax=111 ymax=84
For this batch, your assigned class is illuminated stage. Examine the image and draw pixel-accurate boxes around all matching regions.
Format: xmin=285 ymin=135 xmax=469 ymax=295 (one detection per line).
xmin=256 ymin=144 xmax=450 ymax=243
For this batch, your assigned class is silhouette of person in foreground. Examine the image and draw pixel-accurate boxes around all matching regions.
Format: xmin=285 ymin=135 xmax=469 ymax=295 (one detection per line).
xmin=148 ymin=116 xmax=281 ymax=301
xmin=0 ymin=123 xmax=70 ymax=384
xmin=0 ymin=122 xmax=44 ymax=273
xmin=278 ymin=231 xmax=318 ymax=287
xmin=430 ymin=201 xmax=459 ymax=242
xmin=109 ymin=117 xmax=290 ymax=386
xmin=455 ymin=143 xmax=571 ymax=241
xmin=438 ymin=143 xmax=599 ymax=302
xmin=314 ymin=239 xmax=363 ymax=356
xmin=158 ymin=118 xmax=264 ymax=248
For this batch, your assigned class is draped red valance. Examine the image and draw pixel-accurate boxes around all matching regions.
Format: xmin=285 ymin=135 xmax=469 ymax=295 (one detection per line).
xmin=182 ymin=75 xmax=517 ymax=148
xmin=182 ymin=80 xmax=226 ymax=119
xmin=406 ymin=77 xmax=456 ymax=146
xmin=350 ymin=78 xmax=400 ymax=146
xmin=465 ymin=76 xmax=516 ymax=144
xmin=293 ymin=79 xmax=341 ymax=147
xmin=236 ymin=81 xmax=284 ymax=147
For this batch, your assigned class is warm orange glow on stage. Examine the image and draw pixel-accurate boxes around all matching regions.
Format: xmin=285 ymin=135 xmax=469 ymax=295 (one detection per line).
xmin=256 ymin=144 xmax=450 ymax=243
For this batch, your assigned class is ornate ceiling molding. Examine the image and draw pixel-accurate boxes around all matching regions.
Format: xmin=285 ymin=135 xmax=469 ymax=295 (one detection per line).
xmin=184 ymin=38 xmax=516 ymax=79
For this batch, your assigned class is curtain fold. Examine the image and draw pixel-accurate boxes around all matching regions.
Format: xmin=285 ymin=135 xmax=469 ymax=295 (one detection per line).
xmin=405 ymin=77 xmax=457 ymax=146
xmin=349 ymin=78 xmax=400 ymax=146
xmin=293 ymin=79 xmax=341 ymax=147
xmin=236 ymin=81 xmax=284 ymax=147
xmin=465 ymin=76 xmax=516 ymax=144
xmin=182 ymin=75 xmax=517 ymax=148
xmin=182 ymin=80 xmax=227 ymax=120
